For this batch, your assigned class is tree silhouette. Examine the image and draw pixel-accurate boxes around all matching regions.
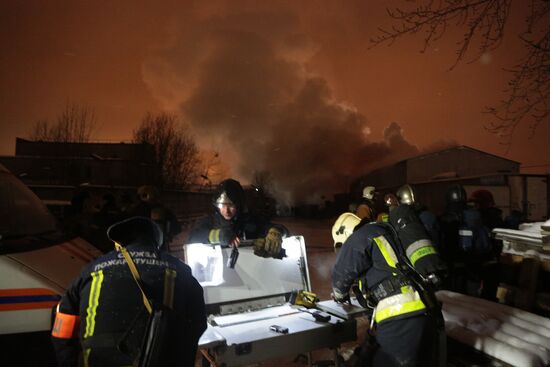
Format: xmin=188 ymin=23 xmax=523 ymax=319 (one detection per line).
xmin=29 ymin=102 xmax=96 ymax=142
xmin=133 ymin=112 xmax=200 ymax=189
xmin=371 ymin=0 xmax=549 ymax=147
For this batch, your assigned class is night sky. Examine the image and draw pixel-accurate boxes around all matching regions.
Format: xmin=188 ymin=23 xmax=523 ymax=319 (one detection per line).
xmin=1 ymin=1 xmax=548 ymax=203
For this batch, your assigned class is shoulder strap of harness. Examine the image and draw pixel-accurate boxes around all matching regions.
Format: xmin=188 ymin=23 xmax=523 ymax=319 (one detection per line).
xmin=373 ymin=223 xmax=440 ymax=311
xmin=115 ymin=242 xmax=153 ymax=313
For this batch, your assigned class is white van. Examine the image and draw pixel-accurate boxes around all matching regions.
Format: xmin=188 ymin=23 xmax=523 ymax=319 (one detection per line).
xmin=0 ymin=164 xmax=101 ymax=364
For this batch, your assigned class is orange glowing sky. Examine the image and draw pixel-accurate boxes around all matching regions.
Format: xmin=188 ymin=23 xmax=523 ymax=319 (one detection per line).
xmin=1 ymin=1 xmax=549 ymax=197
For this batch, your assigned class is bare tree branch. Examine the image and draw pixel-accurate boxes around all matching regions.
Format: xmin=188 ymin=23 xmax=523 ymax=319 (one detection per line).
xmin=371 ymin=0 xmax=549 ymax=147
xmin=198 ymin=151 xmax=223 ymax=189
xmin=29 ymin=102 xmax=96 ymax=142
xmin=485 ymin=27 xmax=550 ymax=147
xmin=371 ymin=0 xmax=511 ymax=69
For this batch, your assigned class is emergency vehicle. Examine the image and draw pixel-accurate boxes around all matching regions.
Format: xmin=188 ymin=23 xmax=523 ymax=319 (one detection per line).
xmin=0 ymin=164 xmax=101 ymax=362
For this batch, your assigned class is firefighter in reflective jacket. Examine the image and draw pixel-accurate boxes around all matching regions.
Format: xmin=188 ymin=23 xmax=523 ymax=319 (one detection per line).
xmin=51 ymin=216 xmax=207 ymax=367
xmin=331 ymin=212 xmax=444 ymax=367
xmin=188 ymin=178 xmax=288 ymax=258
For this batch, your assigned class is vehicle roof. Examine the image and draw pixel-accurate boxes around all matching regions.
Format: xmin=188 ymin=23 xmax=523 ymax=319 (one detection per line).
xmin=0 ymin=164 xmax=57 ymax=239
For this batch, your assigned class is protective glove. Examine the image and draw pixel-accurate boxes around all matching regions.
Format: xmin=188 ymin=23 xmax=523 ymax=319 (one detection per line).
xmin=264 ymin=227 xmax=282 ymax=255
xmin=331 ymin=288 xmax=351 ymax=304
xmin=253 ymin=228 xmax=283 ymax=258
xmin=253 ymin=238 xmax=267 ymax=257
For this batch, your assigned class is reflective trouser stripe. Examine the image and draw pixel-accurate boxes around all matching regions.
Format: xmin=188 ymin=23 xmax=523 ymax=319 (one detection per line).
xmin=83 ymin=348 xmax=91 ymax=367
xmin=209 ymin=229 xmax=220 ymax=243
xmin=84 ymin=270 xmax=104 ymax=338
xmin=375 ymin=287 xmax=426 ymax=323
xmin=163 ymin=268 xmax=176 ymax=309
xmin=373 ymin=236 xmax=398 ymax=268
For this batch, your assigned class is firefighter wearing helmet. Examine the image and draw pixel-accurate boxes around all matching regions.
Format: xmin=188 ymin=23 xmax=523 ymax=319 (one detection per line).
xmin=396 ymin=184 xmax=441 ymax=245
xmin=187 ymin=178 xmax=289 ymax=259
xmin=439 ymin=184 xmax=497 ymax=298
xmin=355 ymin=186 xmax=377 ymax=222
xmin=332 ymin=212 xmax=361 ymax=250
xmin=130 ymin=185 xmax=181 ymax=249
xmin=375 ymin=193 xmax=399 ymax=223
xmin=396 ymin=184 xmax=415 ymax=205
xmin=330 ymin=212 xmax=444 ymax=366
xmin=51 ymin=217 xmax=206 ymax=366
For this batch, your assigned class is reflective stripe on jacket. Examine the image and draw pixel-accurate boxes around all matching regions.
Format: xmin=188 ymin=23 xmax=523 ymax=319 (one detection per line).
xmin=332 ymin=223 xmax=426 ymax=324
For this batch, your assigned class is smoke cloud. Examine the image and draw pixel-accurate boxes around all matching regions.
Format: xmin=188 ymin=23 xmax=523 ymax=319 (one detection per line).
xmin=142 ymin=4 xmax=452 ymax=204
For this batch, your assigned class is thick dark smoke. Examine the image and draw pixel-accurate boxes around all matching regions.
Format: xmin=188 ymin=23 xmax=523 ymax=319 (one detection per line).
xmin=142 ymin=4 xmax=453 ymax=204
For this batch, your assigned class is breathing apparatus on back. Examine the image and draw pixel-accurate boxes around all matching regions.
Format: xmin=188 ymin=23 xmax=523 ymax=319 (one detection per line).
xmin=387 ymin=204 xmax=448 ymax=288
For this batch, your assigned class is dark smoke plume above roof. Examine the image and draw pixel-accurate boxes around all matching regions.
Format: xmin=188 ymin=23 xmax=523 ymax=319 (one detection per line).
xmin=142 ymin=5 xmax=454 ymax=204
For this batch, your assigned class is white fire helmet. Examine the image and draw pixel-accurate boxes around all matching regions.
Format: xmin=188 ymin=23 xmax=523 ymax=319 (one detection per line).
xmin=362 ymin=186 xmax=376 ymax=200
xmin=332 ymin=212 xmax=361 ymax=249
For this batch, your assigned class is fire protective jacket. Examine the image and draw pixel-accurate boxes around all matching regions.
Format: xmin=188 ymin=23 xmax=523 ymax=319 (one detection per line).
xmin=332 ymin=222 xmax=427 ymax=324
xmin=51 ymin=244 xmax=207 ymax=367
xmin=187 ymin=210 xmax=288 ymax=245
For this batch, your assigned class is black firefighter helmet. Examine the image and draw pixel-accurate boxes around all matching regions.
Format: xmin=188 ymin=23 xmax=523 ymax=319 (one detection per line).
xmin=107 ymin=216 xmax=164 ymax=250
xmin=446 ymin=184 xmax=467 ymax=205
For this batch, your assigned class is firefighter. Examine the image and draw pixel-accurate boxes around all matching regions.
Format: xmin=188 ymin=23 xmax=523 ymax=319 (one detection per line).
xmin=355 ymin=186 xmax=377 ymax=222
xmin=130 ymin=185 xmax=181 ymax=248
xmin=439 ymin=184 xmax=492 ymax=297
xmin=468 ymin=189 xmax=503 ymax=301
xmin=395 ymin=184 xmax=440 ymax=245
xmin=51 ymin=216 xmax=207 ymax=367
xmin=331 ymin=211 xmax=445 ymax=367
xmin=131 ymin=185 xmax=162 ymax=217
xmin=187 ymin=178 xmax=288 ymax=258
xmin=469 ymin=189 xmax=504 ymax=231
xmin=376 ymin=193 xmax=399 ymax=223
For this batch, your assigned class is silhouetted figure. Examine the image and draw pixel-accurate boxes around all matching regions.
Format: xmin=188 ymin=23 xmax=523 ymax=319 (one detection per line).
xmin=469 ymin=189 xmax=504 ymax=301
xmin=63 ymin=190 xmax=93 ymax=240
xmin=470 ymin=189 xmax=504 ymax=231
xmin=93 ymin=193 xmax=121 ymax=228
xmin=129 ymin=185 xmax=181 ymax=248
xmin=439 ymin=185 xmax=493 ymax=298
